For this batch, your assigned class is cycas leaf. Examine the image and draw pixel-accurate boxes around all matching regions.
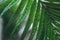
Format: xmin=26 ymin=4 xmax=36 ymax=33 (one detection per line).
xmin=2 ymin=0 xmax=20 ymax=40
xmin=36 ymin=5 xmax=46 ymax=40
xmin=0 ymin=0 xmax=12 ymax=8
xmin=42 ymin=1 xmax=60 ymax=8
xmin=45 ymin=0 xmax=60 ymax=2
xmin=1 ymin=0 xmax=60 ymax=40
xmin=4 ymin=0 xmax=28 ymax=31
xmin=0 ymin=0 xmax=16 ymax=15
xmin=43 ymin=12 xmax=50 ymax=40
xmin=20 ymin=0 xmax=37 ymax=40
xmin=47 ymin=8 xmax=60 ymax=16
xmin=29 ymin=0 xmax=40 ymax=40
xmin=10 ymin=0 xmax=34 ymax=37
xmin=4 ymin=0 xmax=28 ymax=32
xmin=47 ymin=8 xmax=60 ymax=22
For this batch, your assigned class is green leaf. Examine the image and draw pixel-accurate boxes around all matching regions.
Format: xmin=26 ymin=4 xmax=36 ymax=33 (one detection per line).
xmin=45 ymin=0 xmax=60 ymax=2
xmin=42 ymin=1 xmax=60 ymax=8
xmin=1 ymin=0 xmax=60 ymax=40
xmin=10 ymin=0 xmax=35 ymax=39
xmin=36 ymin=5 xmax=46 ymax=40
xmin=29 ymin=0 xmax=41 ymax=40
xmin=20 ymin=0 xmax=37 ymax=40
xmin=0 ymin=0 xmax=18 ymax=16
xmin=4 ymin=0 xmax=28 ymax=30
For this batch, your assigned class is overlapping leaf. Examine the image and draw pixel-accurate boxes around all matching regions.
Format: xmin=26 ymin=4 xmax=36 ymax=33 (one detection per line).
xmin=1 ymin=0 xmax=60 ymax=40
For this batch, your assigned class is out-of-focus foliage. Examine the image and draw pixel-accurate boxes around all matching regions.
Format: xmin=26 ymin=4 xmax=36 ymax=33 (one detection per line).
xmin=0 ymin=0 xmax=60 ymax=40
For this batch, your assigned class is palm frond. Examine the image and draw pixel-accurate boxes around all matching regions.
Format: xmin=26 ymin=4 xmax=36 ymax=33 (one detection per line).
xmin=0 ymin=0 xmax=60 ymax=40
